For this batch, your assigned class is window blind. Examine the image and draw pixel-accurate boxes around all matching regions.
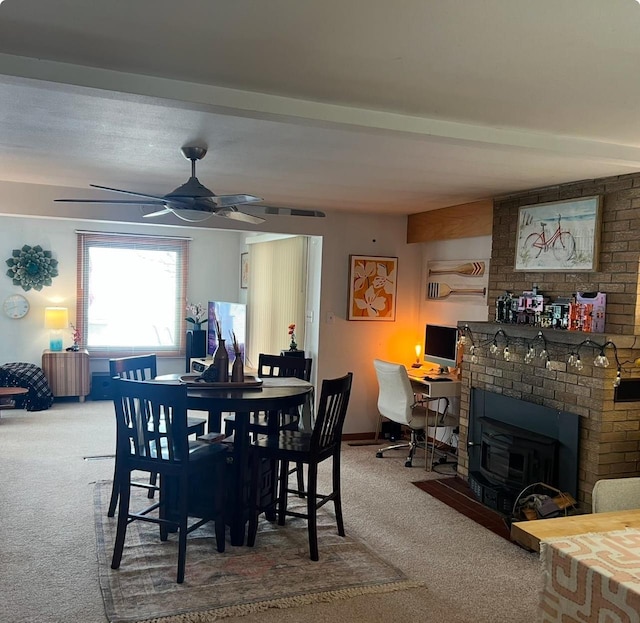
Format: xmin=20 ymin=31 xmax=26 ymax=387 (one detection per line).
xmin=76 ymin=231 xmax=189 ymax=358
xmin=246 ymin=236 xmax=307 ymax=367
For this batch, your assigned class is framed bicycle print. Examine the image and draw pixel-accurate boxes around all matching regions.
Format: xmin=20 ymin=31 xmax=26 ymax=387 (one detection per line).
xmin=514 ymin=196 xmax=602 ymax=271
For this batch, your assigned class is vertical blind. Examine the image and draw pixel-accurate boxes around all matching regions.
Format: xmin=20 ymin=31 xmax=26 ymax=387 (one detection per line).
xmin=76 ymin=231 xmax=189 ymax=357
xmin=246 ymin=236 xmax=308 ymax=367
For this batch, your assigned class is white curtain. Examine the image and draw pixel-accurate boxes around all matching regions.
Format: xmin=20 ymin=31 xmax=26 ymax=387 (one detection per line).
xmin=246 ymin=236 xmax=308 ymax=368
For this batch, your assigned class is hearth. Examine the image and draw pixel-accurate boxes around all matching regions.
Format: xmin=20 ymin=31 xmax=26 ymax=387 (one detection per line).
xmin=467 ymin=389 xmax=579 ymax=514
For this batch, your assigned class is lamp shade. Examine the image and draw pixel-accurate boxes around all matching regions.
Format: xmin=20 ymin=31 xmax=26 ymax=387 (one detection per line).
xmin=44 ymin=307 xmax=68 ymax=329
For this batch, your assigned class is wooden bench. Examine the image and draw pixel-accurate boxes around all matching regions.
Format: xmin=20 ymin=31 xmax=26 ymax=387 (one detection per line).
xmin=0 ymin=387 xmax=29 ymax=419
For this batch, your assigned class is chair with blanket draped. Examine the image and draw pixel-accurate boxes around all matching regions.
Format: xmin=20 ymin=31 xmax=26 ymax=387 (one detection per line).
xmin=107 ymin=354 xmax=206 ymax=517
xmin=373 ymin=359 xmax=457 ymax=469
xmin=110 ymin=377 xmax=226 ymax=584
xmin=247 ymin=372 xmax=353 ymax=561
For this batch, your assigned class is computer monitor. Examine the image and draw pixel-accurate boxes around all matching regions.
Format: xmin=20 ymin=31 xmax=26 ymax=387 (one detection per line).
xmin=207 ymin=301 xmax=246 ymax=361
xmin=424 ymin=324 xmax=459 ymax=373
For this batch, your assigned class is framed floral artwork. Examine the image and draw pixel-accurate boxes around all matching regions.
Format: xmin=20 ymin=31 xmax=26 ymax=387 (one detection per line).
xmin=347 ymin=255 xmax=398 ymax=321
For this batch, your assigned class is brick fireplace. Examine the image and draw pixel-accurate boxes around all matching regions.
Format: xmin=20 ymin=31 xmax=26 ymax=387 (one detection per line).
xmin=455 ymin=171 xmax=640 ymax=508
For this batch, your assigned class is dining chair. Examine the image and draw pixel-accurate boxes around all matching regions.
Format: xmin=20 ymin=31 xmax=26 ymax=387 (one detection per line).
xmin=592 ymin=477 xmax=640 ymax=513
xmin=247 ymin=372 xmax=353 ymax=561
xmin=373 ymin=359 xmax=457 ymax=469
xmin=107 ymin=354 xmax=207 ymax=517
xmin=110 ymin=377 xmax=227 ymax=584
xmin=223 ymin=353 xmax=313 ymax=437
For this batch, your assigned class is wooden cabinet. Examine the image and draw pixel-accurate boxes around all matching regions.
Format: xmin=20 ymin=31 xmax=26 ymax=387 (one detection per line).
xmin=41 ymin=349 xmax=90 ymax=401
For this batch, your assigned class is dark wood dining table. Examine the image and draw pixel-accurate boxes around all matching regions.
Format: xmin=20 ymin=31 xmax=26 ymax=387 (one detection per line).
xmin=155 ymin=374 xmax=314 ymax=545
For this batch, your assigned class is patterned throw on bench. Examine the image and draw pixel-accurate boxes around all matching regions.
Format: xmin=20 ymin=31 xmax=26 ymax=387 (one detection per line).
xmin=0 ymin=362 xmax=53 ymax=411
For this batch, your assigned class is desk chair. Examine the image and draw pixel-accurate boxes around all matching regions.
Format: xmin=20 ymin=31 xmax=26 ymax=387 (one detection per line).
xmin=110 ymin=378 xmax=226 ymax=584
xmin=373 ymin=359 xmax=457 ymax=469
xmin=107 ymin=354 xmax=206 ymax=517
xmin=592 ymin=477 xmax=640 ymax=513
xmin=247 ymin=372 xmax=353 ymax=561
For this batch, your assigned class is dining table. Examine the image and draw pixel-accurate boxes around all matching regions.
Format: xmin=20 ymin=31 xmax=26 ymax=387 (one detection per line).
xmin=155 ymin=373 xmax=314 ymax=545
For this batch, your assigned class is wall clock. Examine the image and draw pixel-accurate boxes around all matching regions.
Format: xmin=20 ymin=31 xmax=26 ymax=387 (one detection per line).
xmin=3 ymin=293 xmax=30 ymax=319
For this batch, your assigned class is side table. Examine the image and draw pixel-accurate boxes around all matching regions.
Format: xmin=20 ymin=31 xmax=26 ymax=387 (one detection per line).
xmin=41 ymin=349 xmax=90 ymax=402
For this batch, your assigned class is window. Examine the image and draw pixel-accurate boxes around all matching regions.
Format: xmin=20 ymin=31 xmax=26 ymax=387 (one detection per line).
xmin=76 ymin=231 xmax=189 ymax=357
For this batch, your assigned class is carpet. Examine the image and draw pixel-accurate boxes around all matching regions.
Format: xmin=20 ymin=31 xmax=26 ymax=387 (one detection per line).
xmin=412 ymin=477 xmax=512 ymax=541
xmin=94 ymin=482 xmax=422 ymax=623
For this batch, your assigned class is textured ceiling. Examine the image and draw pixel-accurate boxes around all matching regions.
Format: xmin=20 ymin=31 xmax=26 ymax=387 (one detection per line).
xmin=1 ymin=0 xmax=640 ymax=217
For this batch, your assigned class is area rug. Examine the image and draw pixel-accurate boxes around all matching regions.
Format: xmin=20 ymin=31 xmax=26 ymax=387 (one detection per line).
xmin=412 ymin=477 xmax=512 ymax=541
xmin=94 ymin=482 xmax=422 ymax=623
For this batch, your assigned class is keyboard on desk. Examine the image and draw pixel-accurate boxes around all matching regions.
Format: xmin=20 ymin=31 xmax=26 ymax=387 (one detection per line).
xmin=424 ymin=376 xmax=453 ymax=382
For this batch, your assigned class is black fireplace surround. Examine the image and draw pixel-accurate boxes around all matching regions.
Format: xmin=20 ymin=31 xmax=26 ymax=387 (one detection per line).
xmin=468 ymin=389 xmax=580 ymax=514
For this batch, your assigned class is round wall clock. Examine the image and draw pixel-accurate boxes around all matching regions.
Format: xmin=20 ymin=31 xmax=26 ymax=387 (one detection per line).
xmin=3 ymin=294 xmax=30 ymax=319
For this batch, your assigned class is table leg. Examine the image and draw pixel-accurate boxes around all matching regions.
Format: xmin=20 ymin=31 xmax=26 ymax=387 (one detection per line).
xmin=229 ymin=412 xmax=249 ymax=546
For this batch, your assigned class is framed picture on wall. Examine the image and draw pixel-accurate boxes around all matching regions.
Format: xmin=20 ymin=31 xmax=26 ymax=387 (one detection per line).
xmin=514 ymin=196 xmax=602 ymax=271
xmin=240 ymin=252 xmax=249 ymax=289
xmin=347 ymin=255 xmax=397 ymax=321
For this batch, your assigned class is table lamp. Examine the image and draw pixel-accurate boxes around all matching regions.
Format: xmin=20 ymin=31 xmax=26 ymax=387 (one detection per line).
xmin=44 ymin=306 xmax=68 ymax=351
xmin=412 ymin=343 xmax=422 ymax=368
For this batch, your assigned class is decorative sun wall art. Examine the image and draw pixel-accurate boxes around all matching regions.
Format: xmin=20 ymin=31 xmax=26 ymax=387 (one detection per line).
xmin=347 ymin=255 xmax=397 ymax=321
xmin=5 ymin=244 xmax=59 ymax=291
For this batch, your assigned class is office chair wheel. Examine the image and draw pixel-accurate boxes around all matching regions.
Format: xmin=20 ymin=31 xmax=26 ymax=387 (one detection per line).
xmin=376 ymin=451 xmax=383 ymax=458
xmin=404 ymin=459 xmax=413 ymax=468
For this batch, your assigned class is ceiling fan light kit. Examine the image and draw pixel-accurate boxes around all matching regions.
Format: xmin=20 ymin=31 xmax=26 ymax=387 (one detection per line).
xmin=55 ymin=145 xmax=325 ymax=224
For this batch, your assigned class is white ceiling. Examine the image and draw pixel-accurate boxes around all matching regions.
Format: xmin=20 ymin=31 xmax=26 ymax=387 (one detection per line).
xmin=1 ymin=0 xmax=640 ymax=217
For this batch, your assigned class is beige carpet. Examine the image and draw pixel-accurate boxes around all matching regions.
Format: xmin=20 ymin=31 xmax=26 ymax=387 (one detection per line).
xmin=95 ymin=482 xmax=421 ymax=623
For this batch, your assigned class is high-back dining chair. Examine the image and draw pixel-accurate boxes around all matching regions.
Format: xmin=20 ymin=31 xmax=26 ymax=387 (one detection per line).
xmin=107 ymin=354 xmax=206 ymax=517
xmin=110 ymin=377 xmax=226 ymax=584
xmin=247 ymin=372 xmax=353 ymax=561
xmin=373 ymin=359 xmax=457 ymax=469
xmin=223 ymin=353 xmax=313 ymax=437
xmin=592 ymin=477 xmax=640 ymax=513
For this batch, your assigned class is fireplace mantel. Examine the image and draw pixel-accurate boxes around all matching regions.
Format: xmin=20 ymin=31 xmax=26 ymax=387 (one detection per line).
xmin=458 ymin=321 xmax=638 ymax=350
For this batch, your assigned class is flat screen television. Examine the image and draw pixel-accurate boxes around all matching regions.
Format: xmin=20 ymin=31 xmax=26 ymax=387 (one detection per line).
xmin=424 ymin=324 xmax=459 ymax=373
xmin=207 ymin=301 xmax=246 ymax=361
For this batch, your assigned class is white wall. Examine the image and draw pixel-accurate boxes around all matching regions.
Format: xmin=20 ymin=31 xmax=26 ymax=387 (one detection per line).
xmin=0 ymin=180 xmax=423 ymax=434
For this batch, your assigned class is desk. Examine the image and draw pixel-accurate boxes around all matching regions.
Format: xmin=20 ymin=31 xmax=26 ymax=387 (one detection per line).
xmin=511 ymin=508 xmax=640 ymax=552
xmin=407 ymin=371 xmax=461 ymax=400
xmin=539 ymin=528 xmax=640 ymax=622
xmin=156 ymin=374 xmax=313 ymax=545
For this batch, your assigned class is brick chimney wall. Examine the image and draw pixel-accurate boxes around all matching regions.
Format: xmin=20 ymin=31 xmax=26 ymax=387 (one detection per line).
xmin=456 ymin=172 xmax=640 ymax=508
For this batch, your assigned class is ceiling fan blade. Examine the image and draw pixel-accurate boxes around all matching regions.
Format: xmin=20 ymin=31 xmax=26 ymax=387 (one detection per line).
xmin=143 ymin=207 xmax=173 ymax=218
xmin=213 ymin=194 xmax=263 ymax=207
xmin=89 ymin=184 xmax=170 ymax=202
xmin=244 ymin=205 xmax=326 ymax=218
xmin=217 ymin=207 xmax=265 ymax=224
xmin=54 ymin=198 xmax=166 ymax=205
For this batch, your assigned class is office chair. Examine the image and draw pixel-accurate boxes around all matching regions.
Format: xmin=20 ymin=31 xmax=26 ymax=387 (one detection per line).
xmin=592 ymin=477 xmax=640 ymax=513
xmin=373 ymin=359 xmax=457 ymax=469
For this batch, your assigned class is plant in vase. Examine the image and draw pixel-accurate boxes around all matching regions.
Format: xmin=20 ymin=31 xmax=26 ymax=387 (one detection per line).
xmin=185 ymin=301 xmax=208 ymax=331
xmin=69 ymin=323 xmax=81 ymax=351
xmin=288 ymin=323 xmax=297 ymax=351
xmin=230 ymin=330 xmax=244 ymax=382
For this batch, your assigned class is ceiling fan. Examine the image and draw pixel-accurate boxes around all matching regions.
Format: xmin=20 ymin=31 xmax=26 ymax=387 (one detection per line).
xmin=55 ymin=145 xmax=325 ymax=224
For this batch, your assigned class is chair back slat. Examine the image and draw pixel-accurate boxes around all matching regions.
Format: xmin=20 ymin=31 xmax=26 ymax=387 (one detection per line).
xmin=311 ymin=373 xmax=353 ymax=453
xmin=109 ymin=354 xmax=157 ymax=381
xmin=258 ymin=353 xmax=312 ymax=382
xmin=112 ymin=378 xmax=189 ymax=468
